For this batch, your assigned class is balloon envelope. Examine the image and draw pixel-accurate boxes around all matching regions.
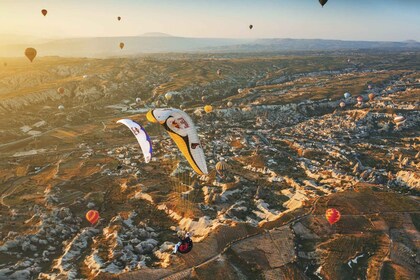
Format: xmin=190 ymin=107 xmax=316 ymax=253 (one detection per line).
xmin=249 ymin=25 xmax=253 ymax=29
xmin=344 ymin=92 xmax=351 ymax=99
xmin=41 ymin=9 xmax=47 ymax=16
xmin=227 ymin=101 xmax=233 ymax=108
xmin=117 ymin=119 xmax=153 ymax=163
xmin=24 ymin=48 xmax=37 ymax=62
xmin=368 ymin=93 xmax=375 ymax=101
xmin=325 ymin=208 xmax=340 ymax=225
xmin=57 ymin=87 xmax=65 ymax=94
xmin=204 ymin=105 xmax=213 ymax=113
xmin=339 ymin=102 xmax=346 ymax=108
xmin=319 ymin=0 xmax=328 ymax=7
xmin=117 ymin=16 xmax=121 ymax=21
xmin=165 ymin=92 xmax=173 ymax=101
xmin=119 ymin=42 xmax=125 ymax=49
xmin=86 ymin=210 xmax=100 ymax=225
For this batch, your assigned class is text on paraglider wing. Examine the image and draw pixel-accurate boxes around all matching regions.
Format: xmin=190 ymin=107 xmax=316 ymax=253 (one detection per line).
xmin=177 ymin=117 xmax=190 ymax=129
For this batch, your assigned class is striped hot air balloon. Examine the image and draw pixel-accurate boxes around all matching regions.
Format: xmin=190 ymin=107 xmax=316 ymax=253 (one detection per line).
xmin=215 ymin=161 xmax=229 ymax=175
xmin=325 ymin=208 xmax=341 ymax=225
xmin=86 ymin=210 xmax=100 ymax=225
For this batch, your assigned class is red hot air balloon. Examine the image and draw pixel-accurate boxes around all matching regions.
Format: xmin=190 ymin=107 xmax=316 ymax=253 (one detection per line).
xmin=325 ymin=208 xmax=341 ymax=225
xmin=368 ymin=93 xmax=375 ymax=101
xmin=357 ymin=95 xmax=364 ymax=104
xmin=57 ymin=87 xmax=65 ymax=94
xmin=41 ymin=9 xmax=48 ymax=16
xmin=86 ymin=210 xmax=100 ymax=225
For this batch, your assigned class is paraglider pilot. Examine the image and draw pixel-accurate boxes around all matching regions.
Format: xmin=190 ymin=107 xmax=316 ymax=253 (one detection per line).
xmin=173 ymin=231 xmax=193 ymax=254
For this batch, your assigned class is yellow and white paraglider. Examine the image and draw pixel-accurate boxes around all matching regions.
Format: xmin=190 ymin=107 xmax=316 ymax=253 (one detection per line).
xmin=146 ymin=108 xmax=208 ymax=175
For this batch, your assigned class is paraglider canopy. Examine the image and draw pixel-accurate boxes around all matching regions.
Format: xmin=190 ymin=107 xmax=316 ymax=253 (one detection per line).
xmin=319 ymin=0 xmax=328 ymax=7
xmin=117 ymin=119 xmax=152 ymax=163
xmin=146 ymin=108 xmax=208 ymax=175
xmin=325 ymin=208 xmax=340 ymax=225
xmin=86 ymin=210 xmax=100 ymax=225
xmin=24 ymin=48 xmax=37 ymax=62
xmin=41 ymin=9 xmax=48 ymax=16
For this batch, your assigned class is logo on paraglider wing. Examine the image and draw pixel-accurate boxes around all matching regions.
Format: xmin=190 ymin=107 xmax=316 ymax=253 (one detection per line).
xmin=130 ymin=127 xmax=141 ymax=135
xmin=191 ymin=143 xmax=200 ymax=149
xmin=177 ymin=117 xmax=190 ymax=129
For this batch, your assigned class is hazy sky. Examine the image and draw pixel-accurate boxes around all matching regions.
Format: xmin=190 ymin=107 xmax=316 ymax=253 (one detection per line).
xmin=0 ymin=0 xmax=419 ymax=41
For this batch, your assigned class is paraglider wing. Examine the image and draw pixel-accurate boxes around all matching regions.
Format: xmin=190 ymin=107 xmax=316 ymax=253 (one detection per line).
xmin=147 ymin=109 xmax=208 ymax=175
xmin=325 ymin=208 xmax=340 ymax=225
xmin=319 ymin=0 xmax=328 ymax=7
xmin=24 ymin=48 xmax=37 ymax=62
xmin=117 ymin=119 xmax=152 ymax=163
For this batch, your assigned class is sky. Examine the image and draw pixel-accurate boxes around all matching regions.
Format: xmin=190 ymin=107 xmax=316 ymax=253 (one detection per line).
xmin=0 ymin=0 xmax=419 ymax=42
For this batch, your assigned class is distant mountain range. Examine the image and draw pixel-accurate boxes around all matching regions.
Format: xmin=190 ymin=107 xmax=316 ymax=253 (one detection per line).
xmin=0 ymin=34 xmax=419 ymax=58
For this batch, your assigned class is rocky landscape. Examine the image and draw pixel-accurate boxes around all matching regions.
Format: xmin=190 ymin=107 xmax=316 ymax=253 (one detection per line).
xmin=0 ymin=50 xmax=419 ymax=279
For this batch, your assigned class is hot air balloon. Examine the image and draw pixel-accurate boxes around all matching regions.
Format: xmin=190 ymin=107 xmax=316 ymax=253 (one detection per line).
xmin=146 ymin=108 xmax=208 ymax=175
xmin=165 ymin=92 xmax=173 ymax=101
xmin=86 ymin=210 xmax=100 ymax=225
xmin=201 ymin=96 xmax=207 ymax=102
xmin=249 ymin=25 xmax=253 ymax=30
xmin=58 ymin=105 xmax=65 ymax=110
xmin=227 ymin=101 xmax=233 ymax=108
xmin=238 ymin=88 xmax=243 ymax=94
xmin=357 ymin=96 xmax=364 ymax=104
xmin=136 ymin=97 xmax=142 ymax=103
xmin=24 ymin=48 xmax=37 ymax=62
xmin=325 ymin=208 xmax=340 ymax=225
xmin=344 ymin=92 xmax=351 ymax=99
xmin=319 ymin=0 xmax=328 ymax=7
xmin=204 ymin=105 xmax=213 ymax=113
xmin=57 ymin=87 xmax=65 ymax=94
xmin=41 ymin=9 xmax=48 ymax=16
xmin=216 ymin=69 xmax=221 ymax=76
xmin=119 ymin=42 xmax=125 ymax=49
xmin=368 ymin=93 xmax=375 ymax=101
xmin=368 ymin=84 xmax=372 ymax=90
xmin=339 ymin=101 xmax=346 ymax=108
xmin=215 ymin=161 xmax=229 ymax=175
xmin=117 ymin=119 xmax=152 ymax=163
xmin=394 ymin=116 xmax=406 ymax=128
xmin=179 ymin=104 xmax=185 ymax=110
xmin=117 ymin=16 xmax=121 ymax=21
